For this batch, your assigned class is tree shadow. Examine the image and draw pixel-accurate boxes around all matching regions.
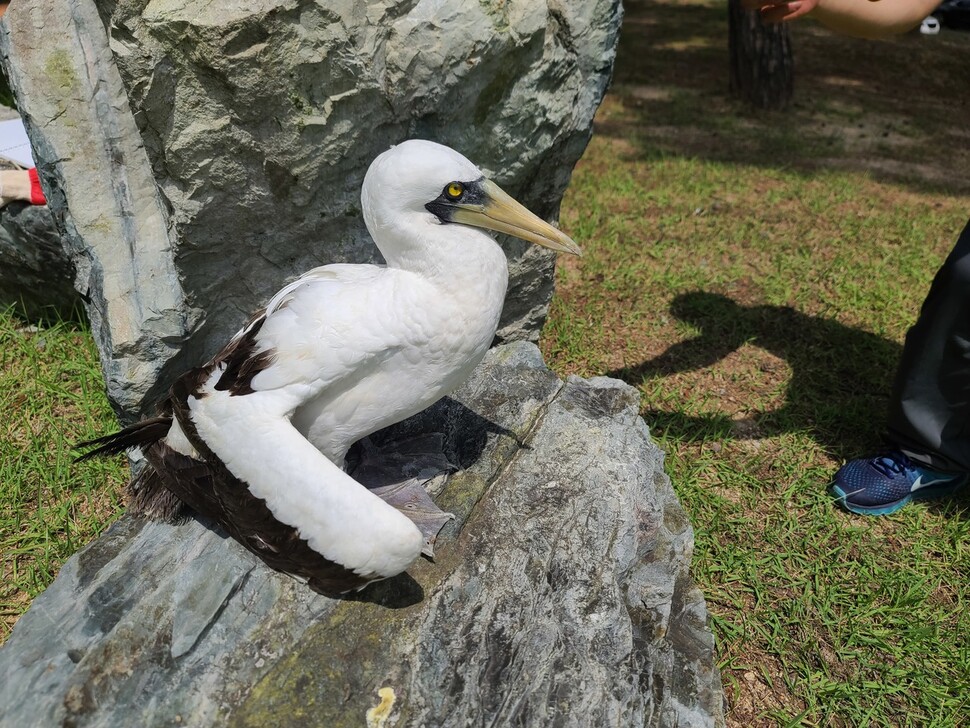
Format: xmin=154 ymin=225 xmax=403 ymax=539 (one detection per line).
xmin=610 ymin=291 xmax=901 ymax=462
xmin=604 ymin=0 xmax=970 ymax=195
xmin=347 ymin=396 xmax=523 ymax=476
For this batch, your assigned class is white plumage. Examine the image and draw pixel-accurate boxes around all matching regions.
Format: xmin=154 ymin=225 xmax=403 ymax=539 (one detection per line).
xmin=79 ymin=139 xmax=580 ymax=593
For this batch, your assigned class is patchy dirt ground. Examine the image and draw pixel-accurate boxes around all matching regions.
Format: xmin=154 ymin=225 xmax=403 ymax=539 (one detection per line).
xmin=606 ymin=1 xmax=970 ymax=193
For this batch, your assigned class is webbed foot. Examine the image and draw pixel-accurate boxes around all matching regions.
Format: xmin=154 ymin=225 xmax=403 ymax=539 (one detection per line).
xmin=349 ymin=434 xmax=456 ymax=558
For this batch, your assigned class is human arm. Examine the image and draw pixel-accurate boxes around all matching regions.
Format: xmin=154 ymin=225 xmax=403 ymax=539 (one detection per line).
xmin=741 ymin=0 xmax=942 ymax=39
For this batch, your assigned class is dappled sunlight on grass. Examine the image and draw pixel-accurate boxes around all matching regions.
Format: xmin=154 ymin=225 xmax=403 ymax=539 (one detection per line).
xmin=600 ymin=0 xmax=970 ymax=194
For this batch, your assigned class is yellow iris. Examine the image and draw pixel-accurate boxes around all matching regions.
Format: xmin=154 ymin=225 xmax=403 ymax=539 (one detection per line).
xmin=446 ymin=182 xmax=464 ymax=199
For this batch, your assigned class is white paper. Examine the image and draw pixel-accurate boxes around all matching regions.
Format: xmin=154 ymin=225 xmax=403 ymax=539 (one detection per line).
xmin=0 ymin=117 xmax=35 ymax=167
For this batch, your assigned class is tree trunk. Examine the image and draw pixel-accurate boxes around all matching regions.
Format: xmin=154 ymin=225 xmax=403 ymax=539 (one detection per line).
xmin=728 ymin=0 xmax=794 ymax=110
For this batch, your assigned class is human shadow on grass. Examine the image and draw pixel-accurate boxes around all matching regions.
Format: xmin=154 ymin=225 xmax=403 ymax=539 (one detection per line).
xmin=610 ymin=291 xmax=901 ymax=462
xmin=612 ymin=291 xmax=970 ymax=517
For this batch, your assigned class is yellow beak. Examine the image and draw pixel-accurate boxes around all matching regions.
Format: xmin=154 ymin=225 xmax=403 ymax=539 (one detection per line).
xmin=450 ymin=179 xmax=582 ymax=256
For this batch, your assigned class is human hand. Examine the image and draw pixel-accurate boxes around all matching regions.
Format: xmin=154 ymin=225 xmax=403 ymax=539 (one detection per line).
xmin=740 ymin=0 xmax=822 ymax=23
xmin=0 ymin=168 xmax=46 ymax=209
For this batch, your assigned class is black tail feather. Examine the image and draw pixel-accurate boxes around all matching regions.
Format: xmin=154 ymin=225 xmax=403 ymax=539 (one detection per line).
xmin=74 ymin=416 xmax=173 ymax=462
xmin=127 ymin=464 xmax=188 ymax=521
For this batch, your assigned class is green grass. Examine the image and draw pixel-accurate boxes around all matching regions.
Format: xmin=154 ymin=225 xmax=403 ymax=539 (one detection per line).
xmin=3 ymin=1 xmax=970 ymax=724
xmin=0 ymin=311 xmax=126 ymax=639
xmin=540 ymin=1 xmax=970 ymax=724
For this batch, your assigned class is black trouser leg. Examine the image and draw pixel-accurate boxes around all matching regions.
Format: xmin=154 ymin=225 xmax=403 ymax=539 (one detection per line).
xmin=886 ymin=219 xmax=970 ymax=473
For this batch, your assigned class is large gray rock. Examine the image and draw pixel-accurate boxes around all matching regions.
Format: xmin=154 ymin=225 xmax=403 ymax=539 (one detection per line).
xmin=0 ymin=343 xmax=724 ymax=727
xmin=0 ymin=0 xmax=621 ymax=421
xmin=0 ymin=202 xmax=81 ymax=320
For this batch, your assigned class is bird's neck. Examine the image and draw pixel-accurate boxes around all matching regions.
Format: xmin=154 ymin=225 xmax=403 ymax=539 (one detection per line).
xmin=381 ymin=220 xmax=509 ymax=293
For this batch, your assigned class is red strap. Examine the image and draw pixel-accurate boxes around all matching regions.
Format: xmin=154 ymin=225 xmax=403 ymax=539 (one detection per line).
xmin=28 ymin=167 xmax=46 ymax=205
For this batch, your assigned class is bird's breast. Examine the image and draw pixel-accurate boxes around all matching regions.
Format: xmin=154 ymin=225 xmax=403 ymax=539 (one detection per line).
xmin=294 ymin=255 xmax=508 ymax=461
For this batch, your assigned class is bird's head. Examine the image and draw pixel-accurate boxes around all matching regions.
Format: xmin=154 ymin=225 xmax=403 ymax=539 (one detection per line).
xmin=361 ymin=139 xmax=581 ymax=258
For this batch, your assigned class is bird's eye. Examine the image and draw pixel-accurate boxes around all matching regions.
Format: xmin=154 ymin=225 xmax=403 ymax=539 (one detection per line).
xmin=445 ymin=182 xmax=464 ymax=200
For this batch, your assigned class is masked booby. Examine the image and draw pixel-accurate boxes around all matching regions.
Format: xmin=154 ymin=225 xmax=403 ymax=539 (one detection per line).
xmin=77 ymin=139 xmax=580 ymax=595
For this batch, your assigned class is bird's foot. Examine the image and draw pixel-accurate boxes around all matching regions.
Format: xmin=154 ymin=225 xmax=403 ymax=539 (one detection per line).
xmin=368 ymin=479 xmax=455 ymax=558
xmin=349 ymin=434 xmax=456 ymax=558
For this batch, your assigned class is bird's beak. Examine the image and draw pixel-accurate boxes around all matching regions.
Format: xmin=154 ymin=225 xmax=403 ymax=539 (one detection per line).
xmin=450 ymin=179 xmax=582 ymax=256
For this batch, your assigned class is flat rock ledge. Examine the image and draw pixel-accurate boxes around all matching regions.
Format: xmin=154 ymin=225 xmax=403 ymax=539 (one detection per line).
xmin=0 ymin=343 xmax=724 ymax=727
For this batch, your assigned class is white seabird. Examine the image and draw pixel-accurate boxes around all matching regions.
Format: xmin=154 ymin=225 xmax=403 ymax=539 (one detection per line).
xmin=78 ymin=139 xmax=581 ymax=594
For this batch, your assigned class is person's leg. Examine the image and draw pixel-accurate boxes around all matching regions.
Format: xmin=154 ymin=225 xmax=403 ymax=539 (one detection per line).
xmin=887 ymin=219 xmax=970 ymax=473
xmin=832 ymin=220 xmax=970 ymax=515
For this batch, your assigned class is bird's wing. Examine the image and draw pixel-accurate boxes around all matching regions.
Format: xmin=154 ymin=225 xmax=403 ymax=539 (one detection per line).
xmin=163 ymin=264 xmax=426 ymax=582
xmin=196 ymin=264 xmax=400 ymax=400
xmin=144 ymin=440 xmax=377 ymax=593
xmin=188 ymin=399 xmax=423 ymax=579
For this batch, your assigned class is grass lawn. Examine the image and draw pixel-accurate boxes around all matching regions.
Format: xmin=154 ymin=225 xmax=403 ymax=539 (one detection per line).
xmin=540 ymin=1 xmax=970 ymax=725
xmin=0 ymin=315 xmax=126 ymax=637
xmin=3 ymin=0 xmax=970 ymax=725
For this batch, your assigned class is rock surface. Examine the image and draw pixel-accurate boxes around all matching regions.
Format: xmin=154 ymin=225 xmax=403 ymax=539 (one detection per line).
xmin=0 ymin=202 xmax=80 ymax=320
xmin=0 ymin=0 xmax=621 ymax=421
xmin=0 ymin=342 xmax=724 ymax=727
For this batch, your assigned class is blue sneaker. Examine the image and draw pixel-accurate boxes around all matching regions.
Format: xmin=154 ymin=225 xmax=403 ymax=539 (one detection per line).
xmin=831 ymin=450 xmax=968 ymax=516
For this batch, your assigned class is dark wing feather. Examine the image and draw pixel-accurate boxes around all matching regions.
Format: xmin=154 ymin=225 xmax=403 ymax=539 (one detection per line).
xmin=211 ymin=312 xmax=277 ymax=397
xmin=146 ymin=441 xmax=372 ymax=594
xmin=74 ymin=412 xmax=188 ymax=521
xmin=127 ymin=465 xmax=188 ymax=521
xmin=74 ymin=416 xmax=173 ymax=462
xmin=75 ymin=303 xmax=368 ymax=593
